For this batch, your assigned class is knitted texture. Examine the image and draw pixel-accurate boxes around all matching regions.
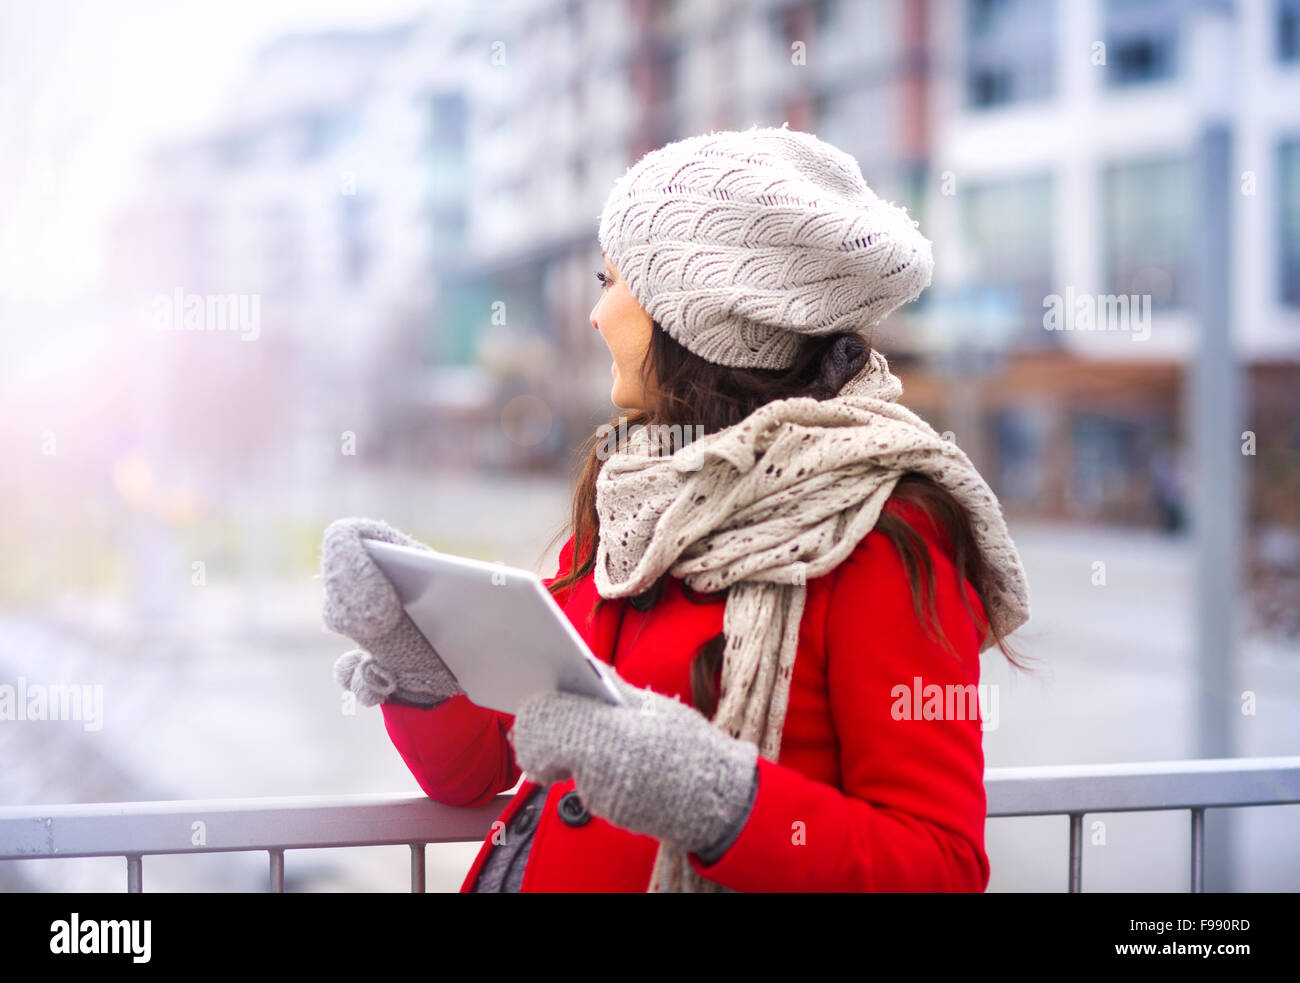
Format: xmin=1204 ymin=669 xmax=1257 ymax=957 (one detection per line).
xmin=509 ymin=673 xmax=760 ymax=856
xmin=320 ymin=518 xmax=465 ymax=708
xmin=597 ymin=123 xmax=934 ymax=370
xmin=591 ymin=347 xmax=1032 ymax=892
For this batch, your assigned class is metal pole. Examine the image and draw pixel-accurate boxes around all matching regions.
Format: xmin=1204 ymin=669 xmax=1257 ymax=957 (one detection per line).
xmin=1190 ymin=808 xmax=1205 ymax=892
xmin=1187 ymin=0 xmax=1241 ymax=891
xmin=1068 ymin=813 xmax=1083 ymax=892
xmin=269 ymin=849 xmax=284 ymax=892
xmin=1185 ymin=0 xmax=1242 ymax=894
xmin=410 ymin=843 xmax=426 ymax=893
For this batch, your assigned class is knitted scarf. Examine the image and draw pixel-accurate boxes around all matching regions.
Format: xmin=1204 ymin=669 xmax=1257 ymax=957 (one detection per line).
xmin=589 ymin=347 xmax=1032 ymax=893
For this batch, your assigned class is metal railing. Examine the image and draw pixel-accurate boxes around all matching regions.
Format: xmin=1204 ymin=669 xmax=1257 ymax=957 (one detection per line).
xmin=983 ymin=755 xmax=1300 ymax=892
xmin=2 ymin=755 xmax=1297 ymax=892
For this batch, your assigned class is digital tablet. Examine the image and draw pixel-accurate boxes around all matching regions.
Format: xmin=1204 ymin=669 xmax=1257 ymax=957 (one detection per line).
xmin=360 ymin=539 xmax=628 ymax=715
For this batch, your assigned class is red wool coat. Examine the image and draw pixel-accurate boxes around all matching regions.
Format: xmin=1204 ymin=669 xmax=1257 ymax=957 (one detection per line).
xmin=379 ymin=496 xmax=992 ymax=892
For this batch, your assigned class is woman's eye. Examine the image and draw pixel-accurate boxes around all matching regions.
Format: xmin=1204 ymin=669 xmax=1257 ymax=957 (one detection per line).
xmin=595 ymin=270 xmax=611 ymax=289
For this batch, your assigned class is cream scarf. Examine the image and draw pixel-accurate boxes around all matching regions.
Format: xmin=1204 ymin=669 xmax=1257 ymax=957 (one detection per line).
xmin=590 ymin=348 xmax=1032 ymax=894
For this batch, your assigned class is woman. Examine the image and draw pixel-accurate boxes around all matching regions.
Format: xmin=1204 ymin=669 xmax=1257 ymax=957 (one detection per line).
xmin=321 ymin=124 xmax=1033 ymax=893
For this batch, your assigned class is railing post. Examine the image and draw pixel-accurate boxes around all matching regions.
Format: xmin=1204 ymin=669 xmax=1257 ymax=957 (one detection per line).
xmin=269 ymin=849 xmax=285 ymax=893
xmin=1068 ymin=813 xmax=1083 ymax=893
xmin=410 ymin=843 xmax=425 ymax=893
xmin=126 ymin=854 xmax=142 ymax=893
xmin=1190 ymin=808 xmax=1205 ymax=893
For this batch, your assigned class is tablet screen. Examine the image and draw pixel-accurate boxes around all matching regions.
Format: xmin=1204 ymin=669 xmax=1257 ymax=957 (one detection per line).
xmin=361 ymin=539 xmax=626 ymax=714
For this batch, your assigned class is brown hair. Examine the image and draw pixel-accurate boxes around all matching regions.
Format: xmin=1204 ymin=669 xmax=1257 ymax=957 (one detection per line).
xmin=543 ymin=320 xmax=1035 ymax=718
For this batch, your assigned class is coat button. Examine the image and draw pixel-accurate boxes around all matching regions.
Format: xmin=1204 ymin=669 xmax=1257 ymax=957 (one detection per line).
xmin=557 ymin=790 xmax=591 ymax=827
xmin=512 ymin=801 xmax=538 ymax=837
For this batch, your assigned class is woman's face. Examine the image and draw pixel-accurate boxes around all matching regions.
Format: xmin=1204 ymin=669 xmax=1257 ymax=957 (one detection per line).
xmin=591 ymin=251 xmax=655 ymax=411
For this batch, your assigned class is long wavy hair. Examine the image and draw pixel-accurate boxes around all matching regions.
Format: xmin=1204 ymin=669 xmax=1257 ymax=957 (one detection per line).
xmin=543 ymin=319 xmax=1035 ymax=719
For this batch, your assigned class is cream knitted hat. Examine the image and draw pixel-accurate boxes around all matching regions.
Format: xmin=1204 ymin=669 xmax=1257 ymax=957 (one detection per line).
xmin=597 ymin=123 xmax=934 ymax=370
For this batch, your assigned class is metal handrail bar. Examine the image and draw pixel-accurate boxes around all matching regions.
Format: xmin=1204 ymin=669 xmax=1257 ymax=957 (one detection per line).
xmin=2 ymin=756 xmax=1296 ymax=892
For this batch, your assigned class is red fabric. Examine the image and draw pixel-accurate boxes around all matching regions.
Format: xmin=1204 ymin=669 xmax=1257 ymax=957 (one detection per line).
xmin=379 ymin=496 xmax=992 ymax=892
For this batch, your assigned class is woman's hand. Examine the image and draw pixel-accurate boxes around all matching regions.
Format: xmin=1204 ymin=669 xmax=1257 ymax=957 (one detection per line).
xmin=320 ymin=517 xmax=465 ymax=708
xmin=508 ymin=673 xmax=758 ymax=857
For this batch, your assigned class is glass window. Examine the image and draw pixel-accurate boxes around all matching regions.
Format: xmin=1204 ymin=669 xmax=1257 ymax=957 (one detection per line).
xmin=961 ymin=174 xmax=1054 ymax=281
xmin=338 ymin=194 xmax=371 ymax=284
xmin=430 ymin=93 xmax=468 ymax=147
xmin=958 ymin=174 xmax=1055 ymax=345
xmin=995 ymin=406 xmax=1048 ymax=505
xmin=1280 ymin=138 xmax=1300 ymax=306
xmin=434 ymin=279 xmax=492 ymax=366
xmin=1103 ymin=0 xmax=1181 ymax=86
xmin=433 ymin=206 xmax=468 ymax=252
xmin=965 ymin=0 xmax=1057 ymax=108
xmin=1280 ymin=0 xmax=1300 ymax=61
xmin=1102 ymin=156 xmax=1191 ymax=310
xmin=1071 ymin=410 xmax=1138 ymax=514
xmin=263 ymin=202 xmax=302 ymax=298
xmin=300 ymin=111 xmax=355 ymax=160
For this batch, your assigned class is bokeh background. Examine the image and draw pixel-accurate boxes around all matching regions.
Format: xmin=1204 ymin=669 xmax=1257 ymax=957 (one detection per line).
xmin=2 ymin=0 xmax=1297 ymax=892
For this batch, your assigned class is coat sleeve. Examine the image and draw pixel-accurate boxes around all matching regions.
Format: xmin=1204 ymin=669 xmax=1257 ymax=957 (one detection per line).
xmin=378 ymin=534 xmax=578 ymax=808
xmin=686 ymin=512 xmax=992 ymax=891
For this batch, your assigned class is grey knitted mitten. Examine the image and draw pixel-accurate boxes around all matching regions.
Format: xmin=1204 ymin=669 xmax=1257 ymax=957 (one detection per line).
xmin=320 ymin=517 xmax=465 ymax=708
xmin=508 ymin=673 xmax=759 ymax=857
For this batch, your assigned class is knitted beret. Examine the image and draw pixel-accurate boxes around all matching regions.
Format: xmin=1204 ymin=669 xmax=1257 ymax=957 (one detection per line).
xmin=597 ymin=123 xmax=934 ymax=370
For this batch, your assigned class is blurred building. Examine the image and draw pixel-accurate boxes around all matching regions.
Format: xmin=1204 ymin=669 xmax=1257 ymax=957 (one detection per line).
xmin=109 ymin=10 xmax=475 ymax=502
xmin=906 ymin=0 xmax=1300 ymax=540
xmin=109 ymin=0 xmax=1300 ymax=547
xmin=427 ymin=0 xmax=941 ymax=472
xmin=431 ymin=0 xmax=1299 ymax=543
